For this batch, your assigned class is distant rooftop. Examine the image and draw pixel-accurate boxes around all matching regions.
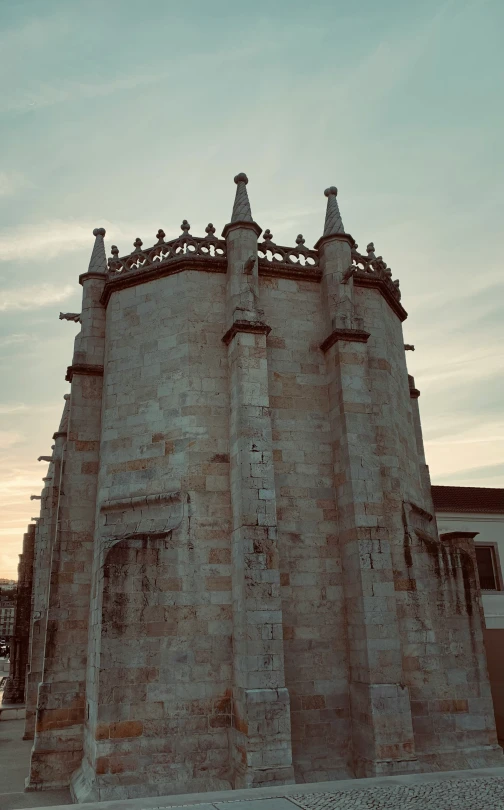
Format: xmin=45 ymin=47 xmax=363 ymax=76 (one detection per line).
xmin=432 ymin=485 xmax=504 ymax=513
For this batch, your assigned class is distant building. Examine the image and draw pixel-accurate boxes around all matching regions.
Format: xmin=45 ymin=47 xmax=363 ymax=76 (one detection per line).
xmin=0 ymin=579 xmax=17 ymax=591
xmin=0 ymin=583 xmax=17 ymax=639
xmin=2 ymin=525 xmax=35 ymax=704
xmin=433 ymin=485 xmax=504 ymax=741
xmin=0 ymin=602 xmax=15 ymax=638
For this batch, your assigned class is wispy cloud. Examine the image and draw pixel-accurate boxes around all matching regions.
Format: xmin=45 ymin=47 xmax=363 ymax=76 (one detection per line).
xmin=0 ymin=430 xmax=24 ymax=449
xmin=0 ymin=283 xmax=74 ymax=311
xmin=0 ymin=333 xmax=31 ymax=348
xmin=0 ymin=403 xmax=28 ymax=415
xmin=0 ymin=171 xmax=34 ymax=197
xmin=0 ymin=219 xmax=160 ymax=263
xmin=2 ymin=73 xmax=164 ymax=114
xmin=0 ymin=220 xmax=98 ymax=262
xmin=433 ymin=462 xmax=504 ymax=483
xmin=1 ymin=41 xmax=268 ymax=115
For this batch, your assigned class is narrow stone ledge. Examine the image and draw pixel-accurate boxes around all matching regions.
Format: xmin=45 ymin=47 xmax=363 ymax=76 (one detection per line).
xmin=101 ymin=491 xmax=182 ymax=513
xmin=65 ymin=363 xmax=104 ymax=382
xmin=408 ymin=374 xmax=420 ymax=398
xmin=222 ymin=320 xmax=271 ymax=345
xmin=320 ymin=328 xmax=370 ymax=353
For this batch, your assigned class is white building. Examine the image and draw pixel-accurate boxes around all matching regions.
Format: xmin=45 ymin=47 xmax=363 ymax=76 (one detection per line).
xmin=0 ymin=604 xmax=15 ymax=638
xmin=433 ymin=485 xmax=504 ymax=742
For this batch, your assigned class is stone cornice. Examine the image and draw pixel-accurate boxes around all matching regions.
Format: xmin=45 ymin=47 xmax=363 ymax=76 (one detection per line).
xmin=313 ymin=231 xmax=356 ymax=251
xmin=258 ymin=260 xmax=322 ymax=283
xmin=65 ymin=363 xmax=104 ymax=382
xmin=222 ymin=320 xmax=271 ymax=346
xmin=221 ymin=220 xmax=262 ymax=240
xmin=100 ymin=252 xmax=408 ymax=327
xmin=79 ymin=271 xmax=107 ymax=286
xmin=440 ymin=531 xmax=480 ymax=541
xmin=320 ymin=328 xmax=370 ymax=353
xmin=353 ymin=275 xmax=408 ymax=322
xmin=100 ymin=256 xmax=227 ymax=305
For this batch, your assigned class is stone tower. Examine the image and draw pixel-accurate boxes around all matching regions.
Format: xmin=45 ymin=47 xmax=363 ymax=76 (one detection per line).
xmin=25 ymin=176 xmax=502 ymax=802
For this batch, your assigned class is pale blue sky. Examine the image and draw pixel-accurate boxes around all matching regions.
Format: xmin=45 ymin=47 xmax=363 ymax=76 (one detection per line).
xmin=1 ymin=0 xmax=503 ymax=577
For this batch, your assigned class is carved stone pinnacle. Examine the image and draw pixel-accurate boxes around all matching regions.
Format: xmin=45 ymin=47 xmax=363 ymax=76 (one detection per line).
xmin=234 ymin=172 xmax=248 ymax=185
xmin=93 ymin=227 xmax=106 ymax=237
xmin=324 ymin=186 xmax=338 ymax=197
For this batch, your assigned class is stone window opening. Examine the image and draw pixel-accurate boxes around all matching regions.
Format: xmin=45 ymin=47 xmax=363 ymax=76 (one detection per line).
xmin=475 ymin=544 xmax=503 ymax=591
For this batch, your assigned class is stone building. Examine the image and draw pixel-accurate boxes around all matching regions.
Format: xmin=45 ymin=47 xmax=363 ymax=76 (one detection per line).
xmin=3 ymin=524 xmax=35 ymax=704
xmin=24 ymin=175 xmax=502 ymax=802
xmin=0 ymin=586 xmax=16 ymax=640
xmin=433 ymin=485 xmax=504 ymax=742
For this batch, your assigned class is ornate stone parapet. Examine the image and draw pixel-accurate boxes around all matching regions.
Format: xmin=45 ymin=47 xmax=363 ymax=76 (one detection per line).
xmin=107 ymin=223 xmax=227 ymax=275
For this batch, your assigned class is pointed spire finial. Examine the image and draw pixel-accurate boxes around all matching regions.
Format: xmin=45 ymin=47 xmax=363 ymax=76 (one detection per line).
xmin=231 ymin=172 xmax=253 ymax=224
xmin=87 ymin=227 xmax=107 ymax=274
xmin=323 ymin=187 xmax=345 ymax=236
xmin=222 ymin=173 xmax=262 ymax=238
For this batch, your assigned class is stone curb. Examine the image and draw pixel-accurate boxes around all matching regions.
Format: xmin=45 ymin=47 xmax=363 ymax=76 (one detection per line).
xmin=15 ymin=767 xmax=504 ymax=810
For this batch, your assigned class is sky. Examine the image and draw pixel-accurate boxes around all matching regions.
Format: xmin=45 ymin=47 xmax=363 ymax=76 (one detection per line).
xmin=1 ymin=0 xmax=503 ymax=578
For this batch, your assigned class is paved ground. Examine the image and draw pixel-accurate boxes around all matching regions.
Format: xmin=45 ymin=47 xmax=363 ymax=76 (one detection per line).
xmin=0 ymin=718 xmax=71 ymax=809
xmin=2 ymin=714 xmax=504 ymax=809
xmin=6 ymin=769 xmax=504 ymax=810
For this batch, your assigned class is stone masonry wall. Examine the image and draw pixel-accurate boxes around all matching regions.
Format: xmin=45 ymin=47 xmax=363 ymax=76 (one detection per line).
xmin=27 ymin=180 xmax=502 ymax=801
xmin=73 ymin=271 xmax=234 ymax=801
xmin=262 ymin=276 xmax=352 ymax=782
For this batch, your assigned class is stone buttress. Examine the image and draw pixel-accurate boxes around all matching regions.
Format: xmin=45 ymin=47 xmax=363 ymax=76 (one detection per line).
xmin=24 ymin=396 xmax=70 ymax=739
xmin=222 ymin=175 xmax=294 ymax=788
xmin=25 ymin=175 xmax=502 ymax=801
xmin=27 ymin=230 xmax=106 ymax=789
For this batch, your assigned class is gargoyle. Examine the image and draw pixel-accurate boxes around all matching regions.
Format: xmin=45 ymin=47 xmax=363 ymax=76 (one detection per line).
xmin=404 ymin=344 xmax=415 ymax=351
xmin=243 ymin=256 xmax=256 ymax=275
xmin=59 ymin=312 xmax=81 ymax=323
xmin=342 ymin=265 xmax=356 ymax=283
xmin=37 ymin=456 xmax=52 ymax=462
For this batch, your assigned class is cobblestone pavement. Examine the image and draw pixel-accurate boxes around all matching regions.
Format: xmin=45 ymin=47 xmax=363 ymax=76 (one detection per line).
xmin=147 ymin=776 xmax=504 ymax=810
xmin=290 ymin=777 xmax=504 ymax=808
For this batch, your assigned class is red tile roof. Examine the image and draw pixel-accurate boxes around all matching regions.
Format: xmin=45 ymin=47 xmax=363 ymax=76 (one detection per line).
xmin=431 ymin=485 xmax=504 ymax=513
